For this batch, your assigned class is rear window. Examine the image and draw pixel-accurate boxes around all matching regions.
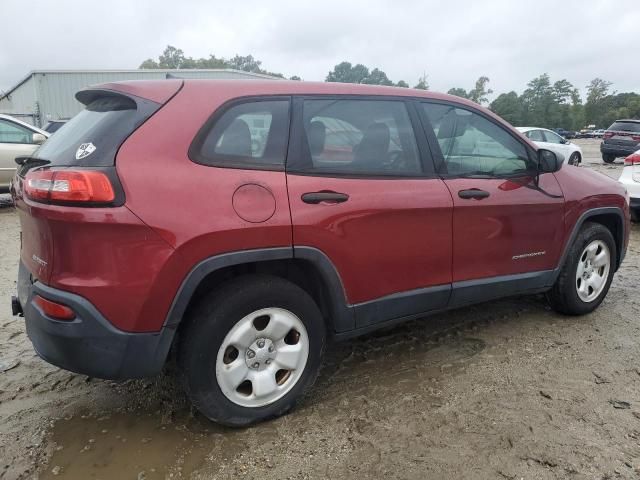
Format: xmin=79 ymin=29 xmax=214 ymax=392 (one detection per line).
xmin=34 ymin=93 xmax=160 ymax=166
xmin=608 ymin=121 xmax=640 ymax=133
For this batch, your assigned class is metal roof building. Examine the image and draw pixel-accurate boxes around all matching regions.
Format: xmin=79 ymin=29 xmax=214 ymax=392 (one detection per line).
xmin=0 ymin=69 xmax=278 ymax=127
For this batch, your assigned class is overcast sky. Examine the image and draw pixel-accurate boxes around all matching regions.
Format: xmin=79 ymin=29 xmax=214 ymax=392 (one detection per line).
xmin=1 ymin=0 xmax=639 ymax=99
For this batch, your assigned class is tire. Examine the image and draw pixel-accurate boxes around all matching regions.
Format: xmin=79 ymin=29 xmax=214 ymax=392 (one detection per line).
xmin=547 ymin=222 xmax=616 ymax=315
xmin=602 ymin=154 xmax=616 ymax=164
xmin=177 ymin=275 xmax=325 ymax=427
xmin=568 ymin=152 xmax=581 ymax=166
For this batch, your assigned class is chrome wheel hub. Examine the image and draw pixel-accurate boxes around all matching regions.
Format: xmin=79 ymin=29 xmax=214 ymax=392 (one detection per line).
xmin=575 ymin=240 xmax=610 ymax=303
xmin=245 ymin=338 xmax=276 ymax=371
xmin=216 ymin=307 xmax=309 ymax=408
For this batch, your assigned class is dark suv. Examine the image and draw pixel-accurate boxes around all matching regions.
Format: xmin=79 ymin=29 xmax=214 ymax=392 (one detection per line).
xmin=601 ymin=119 xmax=640 ymax=163
xmin=11 ymin=80 xmax=630 ymax=426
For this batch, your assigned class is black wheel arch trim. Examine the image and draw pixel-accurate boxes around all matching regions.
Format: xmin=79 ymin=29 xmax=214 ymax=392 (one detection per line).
xmin=553 ymin=206 xmax=626 ymax=279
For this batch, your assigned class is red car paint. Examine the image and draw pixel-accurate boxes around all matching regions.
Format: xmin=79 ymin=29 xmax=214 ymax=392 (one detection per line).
xmin=13 ymin=80 xmax=629 ymax=337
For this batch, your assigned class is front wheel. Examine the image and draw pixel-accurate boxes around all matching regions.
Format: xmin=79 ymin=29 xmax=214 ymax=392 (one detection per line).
xmin=568 ymin=152 xmax=581 ymax=166
xmin=177 ymin=275 xmax=326 ymax=426
xmin=547 ymin=222 xmax=616 ymax=315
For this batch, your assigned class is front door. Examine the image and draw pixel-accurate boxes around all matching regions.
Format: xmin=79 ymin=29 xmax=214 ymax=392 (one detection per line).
xmin=419 ymin=102 xmax=565 ymax=304
xmin=286 ymin=97 xmax=453 ymax=330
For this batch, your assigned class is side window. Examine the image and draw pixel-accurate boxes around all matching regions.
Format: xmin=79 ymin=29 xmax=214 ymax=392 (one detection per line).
xmin=192 ymin=100 xmax=290 ymax=168
xmin=542 ymin=130 xmax=563 ymax=144
xmin=422 ymin=103 xmax=531 ymax=176
xmin=526 ymin=130 xmax=545 ymax=142
xmin=0 ymin=119 xmax=34 ymax=144
xmin=290 ymin=99 xmax=422 ymax=176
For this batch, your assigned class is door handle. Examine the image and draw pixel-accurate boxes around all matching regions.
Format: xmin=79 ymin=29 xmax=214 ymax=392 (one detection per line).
xmin=458 ymin=188 xmax=490 ymax=200
xmin=301 ymin=191 xmax=349 ymax=204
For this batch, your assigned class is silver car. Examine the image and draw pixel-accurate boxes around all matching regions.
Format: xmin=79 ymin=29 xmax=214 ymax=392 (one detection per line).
xmin=0 ymin=114 xmax=49 ymax=193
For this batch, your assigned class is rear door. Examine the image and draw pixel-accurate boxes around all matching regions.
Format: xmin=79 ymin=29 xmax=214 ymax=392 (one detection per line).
xmin=419 ymin=102 xmax=565 ymax=305
xmin=286 ymin=97 xmax=453 ymax=330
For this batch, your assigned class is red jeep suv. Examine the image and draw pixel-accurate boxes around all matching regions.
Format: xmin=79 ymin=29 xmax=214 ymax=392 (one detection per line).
xmin=11 ymin=80 xmax=630 ymax=426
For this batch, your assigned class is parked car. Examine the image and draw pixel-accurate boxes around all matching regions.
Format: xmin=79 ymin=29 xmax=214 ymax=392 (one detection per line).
xmin=0 ymin=114 xmax=49 ymax=193
xmin=601 ymin=119 xmax=640 ymax=163
xmin=42 ymin=120 xmax=68 ymax=134
xmin=11 ymin=80 xmax=630 ymax=426
xmin=591 ymin=129 xmax=606 ymax=138
xmin=553 ymin=128 xmax=576 ymax=139
xmin=516 ymin=127 xmax=583 ymax=165
xmin=619 ymin=149 xmax=640 ymax=222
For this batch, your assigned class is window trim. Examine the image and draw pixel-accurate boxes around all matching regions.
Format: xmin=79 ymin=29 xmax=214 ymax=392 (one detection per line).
xmin=0 ymin=118 xmax=37 ymax=145
xmin=188 ymin=95 xmax=292 ymax=171
xmin=286 ymin=94 xmax=437 ymax=179
xmin=416 ymin=99 xmax=538 ymax=178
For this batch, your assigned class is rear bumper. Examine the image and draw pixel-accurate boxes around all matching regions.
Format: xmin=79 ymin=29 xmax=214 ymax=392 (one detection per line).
xmin=17 ymin=261 xmax=175 ymax=379
xmin=600 ymin=143 xmax=638 ymax=157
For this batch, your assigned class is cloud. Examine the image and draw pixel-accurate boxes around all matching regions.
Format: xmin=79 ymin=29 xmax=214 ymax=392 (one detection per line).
xmin=1 ymin=0 xmax=639 ymax=98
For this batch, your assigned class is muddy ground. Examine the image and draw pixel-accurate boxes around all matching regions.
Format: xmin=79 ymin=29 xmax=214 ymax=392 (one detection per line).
xmin=1 ymin=139 xmax=639 ymax=479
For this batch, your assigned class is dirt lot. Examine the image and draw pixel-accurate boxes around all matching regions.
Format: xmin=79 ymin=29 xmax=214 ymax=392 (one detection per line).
xmin=1 ymin=139 xmax=639 ymax=479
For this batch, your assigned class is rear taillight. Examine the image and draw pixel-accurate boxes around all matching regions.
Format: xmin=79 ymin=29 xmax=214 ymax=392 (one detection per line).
xmin=34 ymin=295 xmax=75 ymax=320
xmin=624 ymin=153 xmax=640 ymax=166
xmin=24 ymin=169 xmax=115 ymax=204
xmin=604 ymin=132 xmax=614 ymax=139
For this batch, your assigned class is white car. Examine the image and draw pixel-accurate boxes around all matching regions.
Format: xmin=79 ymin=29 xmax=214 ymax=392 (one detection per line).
xmin=0 ymin=114 xmax=49 ymax=193
xmin=619 ymin=149 xmax=640 ymax=222
xmin=516 ymin=127 xmax=583 ymax=166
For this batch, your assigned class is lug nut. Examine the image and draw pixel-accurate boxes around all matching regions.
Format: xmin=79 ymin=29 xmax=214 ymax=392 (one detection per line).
xmin=257 ymin=339 xmax=265 ymax=348
xmin=268 ymin=345 xmax=274 ymax=353
xmin=266 ymin=359 xmax=271 ymax=365
xmin=247 ymin=349 xmax=255 ymax=359
xmin=252 ymin=362 xmax=260 ymax=369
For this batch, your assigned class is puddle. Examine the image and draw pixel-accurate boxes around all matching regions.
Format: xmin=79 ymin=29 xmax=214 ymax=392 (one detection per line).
xmin=40 ymin=411 xmax=243 ymax=480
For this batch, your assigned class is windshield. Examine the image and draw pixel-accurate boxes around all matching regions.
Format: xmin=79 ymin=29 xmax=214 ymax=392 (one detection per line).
xmin=608 ymin=121 xmax=640 ymax=133
xmin=35 ymin=93 xmax=159 ymax=166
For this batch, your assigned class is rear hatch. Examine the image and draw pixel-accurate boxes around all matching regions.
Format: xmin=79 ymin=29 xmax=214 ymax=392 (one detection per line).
xmin=604 ymin=120 xmax=640 ymax=149
xmin=12 ymin=80 xmax=182 ymax=284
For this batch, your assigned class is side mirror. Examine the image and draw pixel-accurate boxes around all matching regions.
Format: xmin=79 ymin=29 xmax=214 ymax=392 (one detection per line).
xmin=32 ymin=133 xmax=47 ymax=145
xmin=559 ymin=138 xmax=567 ymax=144
xmin=538 ymin=149 xmax=562 ymax=173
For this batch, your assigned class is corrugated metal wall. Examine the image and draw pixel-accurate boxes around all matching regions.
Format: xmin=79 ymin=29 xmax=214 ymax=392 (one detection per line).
xmin=1 ymin=70 xmax=276 ymax=126
xmin=0 ymin=76 xmax=38 ymax=124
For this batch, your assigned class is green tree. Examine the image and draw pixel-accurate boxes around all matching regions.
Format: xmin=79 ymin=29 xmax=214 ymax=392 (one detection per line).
xmin=362 ymin=68 xmax=393 ymax=86
xmin=468 ymin=76 xmax=493 ymax=105
xmin=396 ymin=80 xmax=409 ymax=88
xmin=139 ymin=58 xmax=159 ymax=69
xmin=290 ymin=75 xmax=302 ymax=81
xmin=326 ymin=62 xmax=370 ymax=83
xmin=158 ymin=45 xmax=186 ymax=69
xmin=585 ymin=78 xmax=613 ymax=127
xmin=447 ymin=87 xmax=468 ymax=99
xmin=414 ymin=74 xmax=429 ymax=90
xmin=490 ymin=91 xmax=523 ymax=126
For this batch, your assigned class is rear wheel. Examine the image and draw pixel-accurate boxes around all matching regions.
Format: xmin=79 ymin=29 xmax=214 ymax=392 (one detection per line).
xmin=178 ymin=275 xmax=325 ymax=426
xmin=547 ymin=222 xmax=616 ymax=315
xmin=568 ymin=152 xmax=581 ymax=166
xmin=602 ymin=154 xmax=616 ymax=164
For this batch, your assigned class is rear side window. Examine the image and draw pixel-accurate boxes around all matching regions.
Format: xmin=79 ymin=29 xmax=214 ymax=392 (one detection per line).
xmin=34 ymin=93 xmax=160 ymax=166
xmin=288 ymin=99 xmax=422 ymax=176
xmin=191 ymin=100 xmax=290 ymax=169
xmin=542 ymin=130 xmax=563 ymax=144
xmin=525 ymin=130 xmax=545 ymax=142
xmin=608 ymin=121 xmax=640 ymax=133
xmin=0 ymin=119 xmax=36 ymax=144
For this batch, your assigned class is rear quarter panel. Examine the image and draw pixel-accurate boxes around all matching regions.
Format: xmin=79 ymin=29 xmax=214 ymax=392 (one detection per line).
xmin=115 ymin=82 xmax=293 ymax=331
